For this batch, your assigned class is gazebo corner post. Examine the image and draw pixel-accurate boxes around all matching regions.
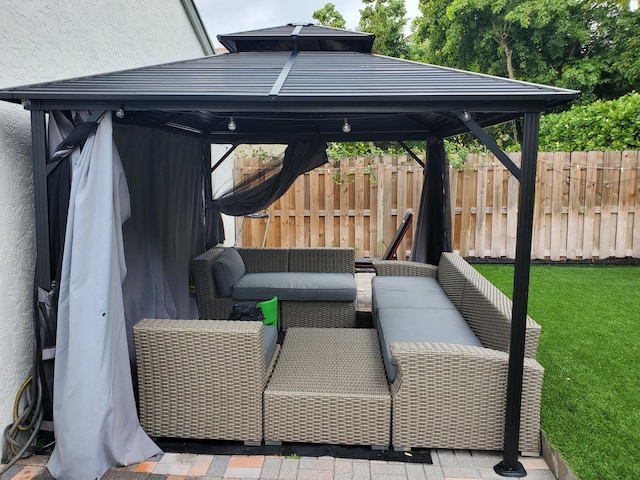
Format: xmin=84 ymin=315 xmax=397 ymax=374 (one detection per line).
xmin=31 ymin=109 xmax=52 ymax=290
xmin=495 ymin=111 xmax=540 ymax=478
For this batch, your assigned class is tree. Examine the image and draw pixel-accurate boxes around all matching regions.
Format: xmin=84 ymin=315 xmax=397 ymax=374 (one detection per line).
xmin=358 ymin=0 xmax=409 ymax=57
xmin=412 ymin=0 xmax=640 ymax=101
xmin=312 ymin=3 xmax=347 ymax=29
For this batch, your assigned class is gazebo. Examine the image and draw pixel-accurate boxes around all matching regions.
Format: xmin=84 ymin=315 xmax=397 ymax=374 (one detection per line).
xmin=0 ymin=24 xmax=578 ymax=479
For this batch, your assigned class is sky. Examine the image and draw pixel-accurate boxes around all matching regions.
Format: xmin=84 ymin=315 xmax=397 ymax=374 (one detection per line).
xmin=194 ymin=0 xmax=421 ymax=48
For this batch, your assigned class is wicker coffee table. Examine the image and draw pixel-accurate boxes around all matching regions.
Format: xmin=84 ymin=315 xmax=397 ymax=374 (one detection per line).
xmin=264 ymin=328 xmax=391 ymax=448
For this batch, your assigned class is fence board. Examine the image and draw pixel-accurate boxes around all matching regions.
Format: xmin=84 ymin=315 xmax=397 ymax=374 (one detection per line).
xmin=599 ymin=151 xmax=617 ymax=258
xmin=370 ymin=166 xmax=379 ymax=257
xmin=506 ymin=153 xmax=520 ymax=259
xmin=309 ymin=170 xmax=320 ymax=247
xmin=533 ymin=152 xmax=547 ymax=258
xmin=459 ymin=162 xmax=476 ymax=257
xmin=324 ymin=168 xmax=335 ymax=248
xmin=583 ymin=151 xmax=600 ymax=258
xmin=567 ymin=152 xmax=586 ymax=259
xmin=489 ymin=161 xmax=500 ymax=257
xmin=631 ymin=151 xmax=640 ymax=258
xmin=397 ymin=166 xmax=408 ymax=259
xmin=550 ymin=152 xmax=565 ymax=260
xmin=617 ymin=152 xmax=633 ymax=257
xmin=380 ymin=163 xmax=393 ymax=253
xmin=294 ymin=175 xmax=305 ymax=246
xmin=354 ymin=158 xmax=365 ymax=255
xmin=234 ymin=151 xmax=640 ymax=259
xmin=475 ymin=159 xmax=488 ymax=258
xmin=338 ymin=158 xmax=348 ymax=247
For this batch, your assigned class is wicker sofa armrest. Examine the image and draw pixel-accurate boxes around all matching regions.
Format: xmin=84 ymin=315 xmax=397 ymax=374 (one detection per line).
xmin=288 ymin=247 xmax=355 ymax=273
xmin=389 ymin=341 xmax=543 ymax=453
xmin=192 ymin=247 xmax=232 ymax=319
xmin=133 ymin=319 xmax=276 ymax=443
xmin=373 ymin=260 xmax=438 ymax=277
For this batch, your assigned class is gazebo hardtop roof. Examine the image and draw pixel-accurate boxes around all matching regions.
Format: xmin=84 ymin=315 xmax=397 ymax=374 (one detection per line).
xmin=0 ymin=24 xmax=578 ymax=143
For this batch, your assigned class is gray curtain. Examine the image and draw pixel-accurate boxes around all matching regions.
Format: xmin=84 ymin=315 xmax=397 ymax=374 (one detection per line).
xmin=209 ymin=137 xmax=328 ymax=244
xmin=410 ymin=137 xmax=452 ymax=264
xmin=113 ymin=125 xmax=206 ymax=360
xmin=47 ymin=112 xmax=160 ymax=480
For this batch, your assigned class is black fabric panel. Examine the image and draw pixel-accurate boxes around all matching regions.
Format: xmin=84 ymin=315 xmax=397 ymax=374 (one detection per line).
xmin=410 ymin=138 xmax=452 ymax=264
xmin=208 ymin=137 xmax=327 ymax=244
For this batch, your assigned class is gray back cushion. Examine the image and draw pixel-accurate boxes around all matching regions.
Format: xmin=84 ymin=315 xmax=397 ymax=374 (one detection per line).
xmin=212 ymin=248 xmax=246 ymax=297
xmin=264 ymin=325 xmax=278 ymax=367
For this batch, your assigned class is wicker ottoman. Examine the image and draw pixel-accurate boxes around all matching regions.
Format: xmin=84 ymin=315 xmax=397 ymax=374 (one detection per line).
xmin=264 ymin=328 xmax=391 ymax=448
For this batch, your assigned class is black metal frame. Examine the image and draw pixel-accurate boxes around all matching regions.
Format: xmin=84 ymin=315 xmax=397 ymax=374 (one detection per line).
xmin=26 ymin=106 xmax=541 ymax=476
xmin=31 ymin=110 xmax=51 ymax=290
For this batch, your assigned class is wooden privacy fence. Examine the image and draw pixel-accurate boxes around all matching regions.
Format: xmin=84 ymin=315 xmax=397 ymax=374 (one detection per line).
xmin=234 ymin=150 xmax=640 ymax=260
xmin=235 ymin=156 xmax=422 ymax=260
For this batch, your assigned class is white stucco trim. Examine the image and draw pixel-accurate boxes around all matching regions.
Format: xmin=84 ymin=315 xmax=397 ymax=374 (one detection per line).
xmin=180 ymin=0 xmax=215 ymax=55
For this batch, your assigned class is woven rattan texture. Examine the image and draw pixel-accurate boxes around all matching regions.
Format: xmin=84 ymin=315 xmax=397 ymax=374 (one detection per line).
xmin=437 ymin=252 xmax=482 ymax=310
xmin=390 ymin=342 xmax=543 ymax=452
xmin=134 ymin=319 xmax=275 ymax=443
xmin=264 ymin=328 xmax=391 ymax=446
xmin=373 ymin=260 xmax=438 ymax=278
xmin=192 ymin=247 xmax=229 ymax=319
xmin=239 ymin=247 xmax=289 ymax=272
xmin=462 ymin=273 xmax=541 ymax=358
xmin=288 ymin=247 xmax=355 ymax=273
xmin=280 ymin=301 xmax=355 ymax=329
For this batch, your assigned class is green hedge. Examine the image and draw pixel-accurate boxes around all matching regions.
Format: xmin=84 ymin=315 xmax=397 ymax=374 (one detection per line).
xmin=539 ymin=92 xmax=640 ymax=151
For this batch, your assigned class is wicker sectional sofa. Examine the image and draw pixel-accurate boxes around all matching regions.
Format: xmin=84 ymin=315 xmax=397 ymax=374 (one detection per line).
xmin=134 ymin=249 xmax=543 ymax=454
xmin=372 ymin=252 xmax=544 ymax=454
xmin=192 ymin=246 xmax=357 ymax=329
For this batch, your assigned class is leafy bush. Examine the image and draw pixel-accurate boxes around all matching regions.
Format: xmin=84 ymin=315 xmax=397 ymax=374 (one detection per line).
xmin=324 ymin=93 xmax=640 ymax=160
xmin=539 ymin=92 xmax=640 ymax=151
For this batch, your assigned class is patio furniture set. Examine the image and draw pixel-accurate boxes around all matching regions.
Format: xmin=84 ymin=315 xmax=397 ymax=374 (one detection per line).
xmin=133 ymin=247 xmax=543 ymax=455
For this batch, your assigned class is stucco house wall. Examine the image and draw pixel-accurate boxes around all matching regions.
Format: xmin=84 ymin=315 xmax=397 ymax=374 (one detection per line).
xmin=0 ymin=0 xmax=212 ymax=453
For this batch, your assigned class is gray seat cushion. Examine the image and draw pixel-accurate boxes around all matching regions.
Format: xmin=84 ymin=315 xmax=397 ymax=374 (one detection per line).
xmin=264 ymin=325 xmax=278 ymax=367
xmin=377 ymin=308 xmax=482 ymax=383
xmin=232 ymin=272 xmax=356 ymax=302
xmin=212 ymin=248 xmax=246 ymax=297
xmin=372 ymin=276 xmax=454 ymax=310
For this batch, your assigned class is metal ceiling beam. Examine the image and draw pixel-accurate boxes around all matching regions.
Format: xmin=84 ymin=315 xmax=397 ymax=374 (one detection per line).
xmin=210 ymin=144 xmax=239 ymax=173
xmin=397 ymin=141 xmax=425 ymax=168
xmin=17 ymin=99 xmax=550 ymax=115
xmin=456 ymin=112 xmax=521 ymax=181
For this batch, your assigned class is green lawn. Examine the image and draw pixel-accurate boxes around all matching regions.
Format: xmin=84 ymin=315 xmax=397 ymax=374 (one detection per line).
xmin=473 ymin=264 xmax=640 ymax=480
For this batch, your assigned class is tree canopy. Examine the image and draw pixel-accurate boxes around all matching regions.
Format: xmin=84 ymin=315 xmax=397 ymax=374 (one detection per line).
xmin=412 ymin=0 xmax=640 ymax=102
xmin=314 ymin=0 xmax=640 ymax=101
xmin=357 ymin=0 xmax=408 ymax=57
xmin=312 ymin=3 xmax=347 ymax=29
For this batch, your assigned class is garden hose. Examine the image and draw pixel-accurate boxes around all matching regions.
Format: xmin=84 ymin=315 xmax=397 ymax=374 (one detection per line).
xmin=0 ymin=351 xmax=45 ymax=475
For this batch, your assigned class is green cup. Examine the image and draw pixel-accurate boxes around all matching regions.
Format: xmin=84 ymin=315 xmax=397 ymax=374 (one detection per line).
xmin=258 ymin=296 xmax=278 ymax=327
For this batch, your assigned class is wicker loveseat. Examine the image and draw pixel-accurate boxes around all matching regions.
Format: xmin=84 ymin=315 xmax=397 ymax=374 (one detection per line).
xmin=372 ymin=252 xmax=544 ymax=454
xmin=192 ymin=246 xmax=357 ymax=329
